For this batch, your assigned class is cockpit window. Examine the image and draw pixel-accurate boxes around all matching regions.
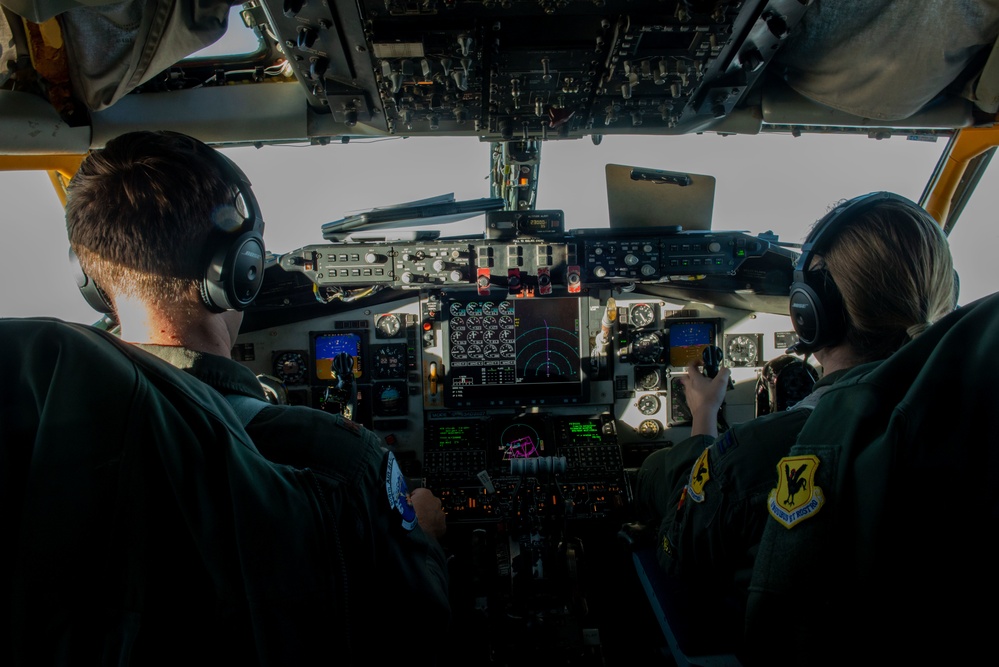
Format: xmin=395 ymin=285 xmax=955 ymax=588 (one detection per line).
xmin=184 ymin=5 xmax=265 ymax=61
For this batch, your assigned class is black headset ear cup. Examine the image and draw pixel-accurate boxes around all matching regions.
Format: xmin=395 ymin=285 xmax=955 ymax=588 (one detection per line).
xmin=69 ymin=247 xmax=114 ymax=315
xmin=789 ymin=267 xmax=845 ymax=353
xmin=201 ymin=230 xmax=266 ymax=312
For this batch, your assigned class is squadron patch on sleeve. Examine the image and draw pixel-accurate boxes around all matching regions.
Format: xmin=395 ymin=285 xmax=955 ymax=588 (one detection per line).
xmin=384 ymin=451 xmax=418 ymax=531
xmin=684 ymin=448 xmax=711 ymax=503
xmin=767 ymin=454 xmax=824 ymax=528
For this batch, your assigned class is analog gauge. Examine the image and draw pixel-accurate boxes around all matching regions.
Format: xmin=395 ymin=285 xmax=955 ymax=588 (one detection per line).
xmin=481 ymin=301 xmax=498 ymax=315
xmin=482 ymin=316 xmax=497 ymax=328
xmin=466 ymin=316 xmax=482 ymax=328
xmin=632 ymin=332 xmax=663 ymax=363
xmin=726 ymin=334 xmax=760 ymax=366
xmin=273 ymin=351 xmax=307 ymax=384
xmin=466 ymin=302 xmax=483 ymax=316
xmin=637 ymin=394 xmax=661 ymax=415
xmin=466 ymin=344 xmax=482 ymax=357
xmin=630 ymin=303 xmax=656 ymax=328
xmin=374 ymin=344 xmax=407 ymax=378
xmin=500 ymin=329 xmax=515 ymax=342
xmin=482 ymin=328 xmax=498 ymax=342
xmin=483 ymin=344 xmax=500 ymax=358
xmin=450 ymin=330 xmax=465 ymax=343
xmin=375 ymin=314 xmax=402 ymax=338
xmin=637 ymin=419 xmax=663 ymax=439
xmin=635 ymin=366 xmax=662 ymax=391
xmin=498 ymin=301 xmax=514 ymax=315
xmin=450 ymin=316 xmax=465 ymax=328
xmin=449 ymin=302 xmax=466 ymax=317
xmin=499 ymin=315 xmax=514 ymax=327
xmin=499 ymin=343 xmax=515 ymax=357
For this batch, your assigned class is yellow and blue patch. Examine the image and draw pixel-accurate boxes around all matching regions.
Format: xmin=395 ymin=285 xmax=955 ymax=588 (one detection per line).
xmin=685 ymin=447 xmax=711 ymax=503
xmin=767 ymin=454 xmax=824 ymax=528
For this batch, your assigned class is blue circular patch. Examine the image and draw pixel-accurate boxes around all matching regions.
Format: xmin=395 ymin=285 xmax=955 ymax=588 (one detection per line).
xmin=384 ymin=451 xmax=417 ymax=531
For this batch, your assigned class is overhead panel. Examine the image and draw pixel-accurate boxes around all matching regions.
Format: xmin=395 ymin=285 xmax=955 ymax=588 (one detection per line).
xmin=254 ymin=0 xmax=813 ymax=139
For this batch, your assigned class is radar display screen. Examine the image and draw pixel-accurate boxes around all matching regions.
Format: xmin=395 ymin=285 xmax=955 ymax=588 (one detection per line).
xmin=444 ymin=297 xmax=588 ymax=407
xmin=667 ymin=320 xmax=716 ymax=368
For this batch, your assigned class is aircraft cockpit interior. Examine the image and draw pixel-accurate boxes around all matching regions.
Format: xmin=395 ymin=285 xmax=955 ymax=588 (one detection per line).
xmin=4 ymin=0 xmax=999 ymax=664
xmin=223 ymin=179 xmax=812 ymax=661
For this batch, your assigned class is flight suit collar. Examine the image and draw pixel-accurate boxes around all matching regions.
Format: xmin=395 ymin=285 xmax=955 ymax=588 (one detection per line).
xmin=136 ymin=344 xmax=266 ymax=400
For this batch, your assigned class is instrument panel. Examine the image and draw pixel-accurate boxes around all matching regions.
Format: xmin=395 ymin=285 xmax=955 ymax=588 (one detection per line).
xmin=235 ymin=285 xmax=803 ymax=500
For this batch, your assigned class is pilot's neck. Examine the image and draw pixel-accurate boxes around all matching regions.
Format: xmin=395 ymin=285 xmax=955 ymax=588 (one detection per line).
xmin=813 ymin=342 xmax=864 ymax=376
xmin=115 ymin=295 xmax=241 ymax=358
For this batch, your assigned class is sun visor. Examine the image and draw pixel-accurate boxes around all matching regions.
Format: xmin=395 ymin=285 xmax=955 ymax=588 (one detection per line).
xmin=774 ymin=0 xmax=999 ymax=120
xmin=4 ymin=0 xmax=233 ymax=111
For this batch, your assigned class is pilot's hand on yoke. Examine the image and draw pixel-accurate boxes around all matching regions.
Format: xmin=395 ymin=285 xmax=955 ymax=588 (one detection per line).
xmin=409 ymin=487 xmax=447 ymax=541
xmin=681 ymin=360 xmax=731 ymax=438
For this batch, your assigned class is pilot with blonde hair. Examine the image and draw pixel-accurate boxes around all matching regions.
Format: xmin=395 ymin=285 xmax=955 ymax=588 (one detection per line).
xmin=633 ymin=192 xmax=956 ymax=640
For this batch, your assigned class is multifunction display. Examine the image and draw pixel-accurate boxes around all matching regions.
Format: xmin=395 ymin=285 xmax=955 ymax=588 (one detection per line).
xmin=444 ymin=297 xmax=589 ymax=407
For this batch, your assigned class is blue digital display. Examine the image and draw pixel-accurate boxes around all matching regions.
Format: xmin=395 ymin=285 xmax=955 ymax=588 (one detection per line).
xmin=313 ymin=332 xmax=362 ymax=381
xmin=668 ymin=321 xmax=715 ymax=367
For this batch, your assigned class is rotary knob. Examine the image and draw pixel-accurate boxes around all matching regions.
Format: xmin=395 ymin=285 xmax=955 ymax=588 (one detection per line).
xmin=593 ymin=266 xmax=608 ymax=278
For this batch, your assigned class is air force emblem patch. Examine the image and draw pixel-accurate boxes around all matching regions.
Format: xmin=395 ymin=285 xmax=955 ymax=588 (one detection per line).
xmin=767 ymin=454 xmax=824 ymax=528
xmin=685 ymin=448 xmax=711 ymax=503
xmin=385 ymin=451 xmax=418 ymax=531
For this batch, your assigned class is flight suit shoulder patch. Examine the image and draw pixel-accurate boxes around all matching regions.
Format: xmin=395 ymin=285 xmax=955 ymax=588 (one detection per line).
xmin=384 ymin=451 xmax=418 ymax=531
xmin=684 ymin=447 xmax=712 ymax=503
xmin=767 ymin=454 xmax=825 ymax=528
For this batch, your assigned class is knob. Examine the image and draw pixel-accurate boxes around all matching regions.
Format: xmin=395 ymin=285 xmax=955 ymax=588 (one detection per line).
xmin=449 ymin=269 xmax=463 ymax=282
xmin=364 ymin=252 xmax=381 ymax=264
xmin=432 ymin=259 xmax=446 ymax=272
xmin=297 ymin=27 xmax=318 ymax=49
xmin=624 ymin=253 xmax=639 ymax=266
xmin=593 ymin=266 xmax=608 ymax=278
xmin=640 ymin=264 xmax=656 ymax=276
xmin=401 ymin=272 xmax=415 ymax=284
xmin=708 ymin=242 xmax=721 ymax=252
xmin=401 ymin=253 xmax=413 ymax=262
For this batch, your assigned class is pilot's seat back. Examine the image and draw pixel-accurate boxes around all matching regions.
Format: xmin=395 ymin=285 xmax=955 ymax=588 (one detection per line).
xmin=746 ymin=291 xmax=999 ymax=664
xmin=754 ymin=354 xmax=819 ymax=417
xmin=0 ymin=318 xmax=345 ymax=665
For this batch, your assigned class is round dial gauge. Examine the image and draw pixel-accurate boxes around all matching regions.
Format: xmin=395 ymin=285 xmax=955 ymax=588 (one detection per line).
xmin=637 ymin=394 xmax=661 ymax=415
xmin=637 ymin=419 xmax=663 ymax=439
xmin=726 ymin=335 xmax=759 ymax=365
xmin=632 ymin=332 xmax=663 ymax=363
xmin=273 ymin=351 xmax=307 ymax=384
xmin=375 ymin=314 xmax=402 ymax=338
xmin=449 ymin=302 xmax=466 ymax=317
xmin=635 ymin=367 xmax=662 ymax=391
xmin=630 ymin=303 xmax=656 ymax=328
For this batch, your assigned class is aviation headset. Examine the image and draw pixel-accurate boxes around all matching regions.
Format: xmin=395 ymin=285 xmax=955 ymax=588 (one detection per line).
xmin=787 ymin=191 xmax=930 ymax=354
xmin=71 ymin=133 xmax=266 ymax=315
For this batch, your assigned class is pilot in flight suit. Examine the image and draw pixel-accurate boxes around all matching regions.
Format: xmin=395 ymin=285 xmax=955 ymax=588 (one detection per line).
xmin=633 ymin=192 xmax=958 ymax=654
